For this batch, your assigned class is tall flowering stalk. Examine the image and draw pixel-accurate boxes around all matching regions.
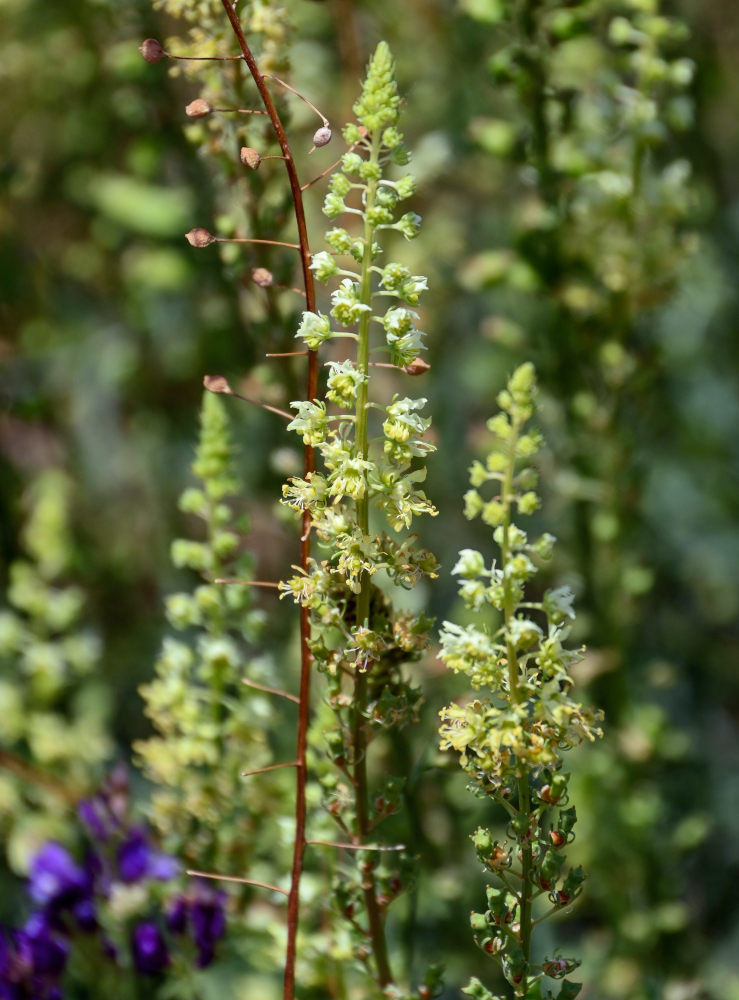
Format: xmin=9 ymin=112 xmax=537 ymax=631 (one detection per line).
xmin=280 ymin=43 xmax=438 ymax=993
xmin=439 ymin=364 xmax=603 ymax=1000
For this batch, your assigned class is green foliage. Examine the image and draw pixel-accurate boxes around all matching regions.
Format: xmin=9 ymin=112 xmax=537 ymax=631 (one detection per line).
xmin=0 ymin=470 xmax=110 ymax=872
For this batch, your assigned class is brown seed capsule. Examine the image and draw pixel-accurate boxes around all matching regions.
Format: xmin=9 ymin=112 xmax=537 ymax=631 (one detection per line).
xmin=185 ymin=99 xmax=213 ymax=119
xmin=550 ymin=830 xmax=566 ymax=848
xmin=312 ymin=125 xmax=332 ymax=148
xmin=240 ymin=146 xmax=262 ymax=169
xmin=251 ymin=267 xmax=274 ymax=288
xmin=139 ymin=38 xmax=164 ymax=64
xmin=186 ymin=228 xmax=215 ymax=248
xmin=403 ymin=357 xmax=431 ymax=376
xmin=203 ymin=375 xmax=233 ymax=395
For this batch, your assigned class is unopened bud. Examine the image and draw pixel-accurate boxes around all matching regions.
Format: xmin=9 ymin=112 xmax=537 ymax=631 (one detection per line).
xmin=186 ymin=228 xmax=215 ymax=248
xmin=403 ymin=357 xmax=430 ymax=376
xmin=139 ymin=38 xmax=164 ymax=64
xmin=252 ymin=267 xmax=274 ymax=288
xmin=313 ymin=125 xmax=332 ymax=148
xmin=185 ymin=99 xmax=213 ymax=118
xmin=240 ymin=146 xmax=262 ymax=169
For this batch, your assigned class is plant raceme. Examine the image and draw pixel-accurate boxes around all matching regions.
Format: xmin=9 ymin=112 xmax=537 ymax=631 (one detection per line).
xmin=439 ymin=364 xmax=603 ymax=1000
xmin=279 ymin=42 xmax=440 ymax=995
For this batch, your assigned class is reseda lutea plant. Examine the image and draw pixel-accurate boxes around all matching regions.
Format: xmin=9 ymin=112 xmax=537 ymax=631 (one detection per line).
xmin=279 ymin=42 xmax=439 ymax=994
xmin=439 ymin=365 xmax=603 ymax=1000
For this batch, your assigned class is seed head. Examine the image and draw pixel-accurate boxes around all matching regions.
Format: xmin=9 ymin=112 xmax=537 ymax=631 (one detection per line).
xmin=139 ymin=39 xmax=164 ymax=64
xmin=312 ymin=125 xmax=332 ymax=148
xmin=403 ymin=357 xmax=430 ymax=376
xmin=203 ymin=375 xmax=233 ymax=395
xmin=185 ymin=99 xmax=213 ymax=119
xmin=240 ymin=146 xmax=262 ymax=169
xmin=186 ymin=228 xmax=215 ymax=248
xmin=251 ymin=267 xmax=274 ymax=288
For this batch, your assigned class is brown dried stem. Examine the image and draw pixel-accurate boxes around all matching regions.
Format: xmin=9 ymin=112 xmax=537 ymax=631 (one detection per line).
xmin=187 ymin=870 xmax=289 ymax=895
xmin=241 ymin=677 xmax=300 ymax=704
xmin=218 ymin=6 xmax=319 ymax=1000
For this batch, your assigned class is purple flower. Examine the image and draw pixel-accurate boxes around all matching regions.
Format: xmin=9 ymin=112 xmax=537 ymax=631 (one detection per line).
xmin=77 ymin=798 xmax=111 ymax=842
xmin=164 ymin=897 xmax=188 ymax=935
xmin=23 ymin=915 xmax=68 ymax=978
xmin=0 ymin=922 xmax=67 ymax=1000
xmin=130 ymin=922 xmax=170 ymax=976
xmin=165 ymin=887 xmax=227 ymax=968
xmin=117 ymin=830 xmax=179 ymax=884
xmin=28 ymin=844 xmax=89 ymax=910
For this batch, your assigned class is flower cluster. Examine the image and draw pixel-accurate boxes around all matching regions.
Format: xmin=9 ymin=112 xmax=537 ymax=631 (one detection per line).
xmin=439 ymin=365 xmax=603 ymax=1000
xmin=280 ymin=43 xmax=438 ymax=991
xmin=0 ymin=769 xmax=228 ymax=998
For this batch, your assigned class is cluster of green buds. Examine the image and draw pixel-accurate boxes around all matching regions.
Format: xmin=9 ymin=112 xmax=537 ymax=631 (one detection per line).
xmin=279 ymin=43 xmax=438 ymax=991
xmin=439 ymin=365 xmax=603 ymax=1000
xmin=136 ymin=391 xmax=281 ymax=875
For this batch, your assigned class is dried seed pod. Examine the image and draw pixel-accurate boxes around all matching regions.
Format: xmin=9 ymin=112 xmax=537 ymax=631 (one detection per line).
xmin=403 ymin=357 xmax=431 ymax=376
xmin=252 ymin=267 xmax=274 ymax=288
xmin=312 ymin=125 xmax=332 ymax=148
xmin=139 ymin=38 xmax=164 ymax=64
xmin=240 ymin=146 xmax=262 ymax=169
xmin=186 ymin=228 xmax=215 ymax=248
xmin=185 ymin=99 xmax=213 ymax=119
xmin=203 ymin=375 xmax=233 ymax=395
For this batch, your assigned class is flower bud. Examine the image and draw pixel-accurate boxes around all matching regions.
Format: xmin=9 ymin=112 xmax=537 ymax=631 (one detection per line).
xmin=313 ymin=125 xmax=332 ymax=148
xmin=240 ymin=146 xmax=262 ymax=169
xmin=139 ymin=39 xmax=164 ymax=64
xmin=186 ymin=228 xmax=215 ymax=248
xmin=251 ymin=267 xmax=274 ymax=288
xmin=185 ymin=99 xmax=213 ymax=118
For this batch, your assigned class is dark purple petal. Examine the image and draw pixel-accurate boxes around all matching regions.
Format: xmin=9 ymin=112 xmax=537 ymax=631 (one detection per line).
xmin=164 ymin=897 xmax=188 ymax=935
xmin=0 ymin=923 xmax=66 ymax=999
xmin=191 ymin=889 xmax=227 ymax=962
xmin=23 ymin=916 xmax=68 ymax=978
xmin=117 ymin=831 xmax=178 ymax=884
xmin=195 ymin=943 xmax=216 ymax=969
xmin=117 ymin=831 xmax=149 ymax=883
xmin=130 ymin=922 xmax=170 ymax=976
xmin=102 ymin=938 xmax=118 ymax=963
xmin=78 ymin=798 xmax=110 ymax=842
xmin=29 ymin=844 xmax=89 ymax=908
xmin=71 ymin=898 xmax=97 ymax=933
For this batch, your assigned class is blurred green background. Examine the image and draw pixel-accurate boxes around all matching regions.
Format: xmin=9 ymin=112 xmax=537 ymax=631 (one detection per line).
xmin=1 ymin=0 xmax=738 ymax=997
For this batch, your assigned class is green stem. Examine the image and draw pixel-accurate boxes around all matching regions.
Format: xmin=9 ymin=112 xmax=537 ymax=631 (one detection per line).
xmin=351 ymin=126 xmax=394 ymax=989
xmin=501 ymin=417 xmax=534 ymax=997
